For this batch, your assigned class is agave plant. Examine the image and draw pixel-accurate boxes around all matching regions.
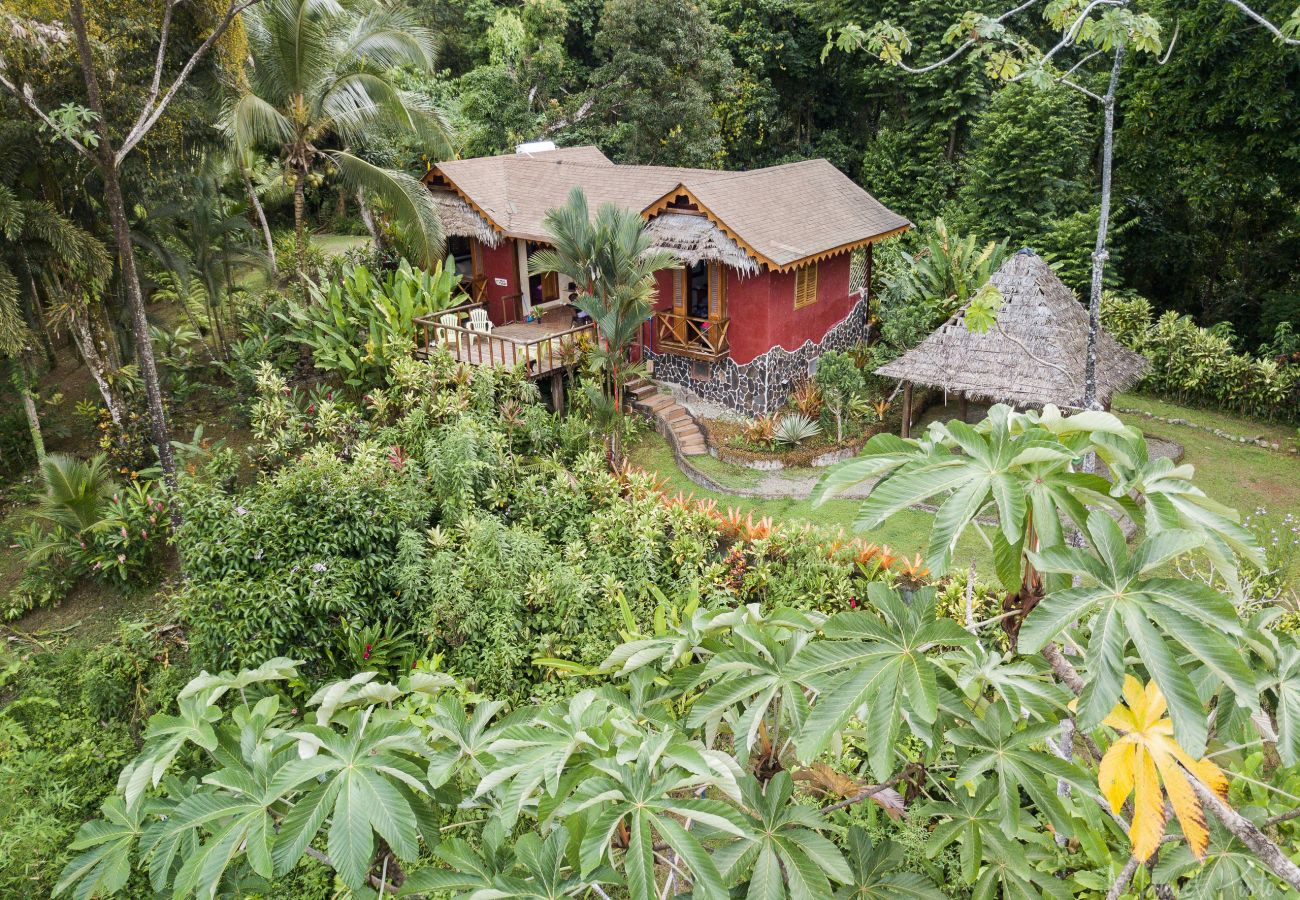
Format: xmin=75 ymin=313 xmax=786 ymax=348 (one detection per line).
xmin=773 ymin=413 xmax=821 ymax=446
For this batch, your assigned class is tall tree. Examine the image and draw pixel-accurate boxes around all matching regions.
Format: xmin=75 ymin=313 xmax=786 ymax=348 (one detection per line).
xmin=827 ymin=0 xmax=1166 ymax=408
xmin=582 ymin=0 xmax=735 ymax=167
xmin=227 ymin=0 xmax=452 ymax=275
xmin=0 ymin=0 xmax=258 ymax=485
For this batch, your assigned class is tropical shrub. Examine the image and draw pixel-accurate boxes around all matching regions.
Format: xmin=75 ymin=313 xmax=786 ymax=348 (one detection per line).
xmin=1102 ymin=293 xmax=1300 ymax=422
xmin=281 ymin=259 xmax=465 ymax=389
xmin=814 ymin=350 xmax=866 ymax=441
xmin=773 ymin=412 xmax=821 ymax=445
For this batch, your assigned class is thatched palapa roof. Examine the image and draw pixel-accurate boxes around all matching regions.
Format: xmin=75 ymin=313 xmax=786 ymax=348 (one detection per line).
xmin=644 ymin=213 xmax=759 ymax=276
xmin=430 ymin=190 xmax=502 ymax=247
xmin=876 ymin=250 xmax=1149 ymax=409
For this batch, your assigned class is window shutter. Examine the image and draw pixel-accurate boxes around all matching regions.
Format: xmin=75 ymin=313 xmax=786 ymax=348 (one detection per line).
xmin=672 ymin=268 xmax=686 ymax=315
xmin=707 ymin=264 xmax=725 ymax=320
xmin=794 ymin=263 xmax=819 ymax=309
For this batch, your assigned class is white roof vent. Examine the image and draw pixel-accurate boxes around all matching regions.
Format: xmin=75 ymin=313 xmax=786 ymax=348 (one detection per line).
xmin=515 ymin=140 xmax=557 ymax=155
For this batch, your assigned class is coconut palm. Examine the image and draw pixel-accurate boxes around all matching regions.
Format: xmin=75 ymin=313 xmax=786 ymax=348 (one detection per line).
xmin=1 ymin=125 xmax=118 ymax=458
xmin=529 ymin=187 xmax=677 ymax=464
xmin=227 ymin=0 xmax=453 ymax=274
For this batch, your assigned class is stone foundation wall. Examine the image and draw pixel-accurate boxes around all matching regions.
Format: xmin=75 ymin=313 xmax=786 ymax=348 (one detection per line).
xmin=647 ymin=295 xmax=870 ymax=416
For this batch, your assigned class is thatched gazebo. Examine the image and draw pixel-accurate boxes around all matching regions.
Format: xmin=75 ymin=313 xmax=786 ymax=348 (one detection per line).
xmin=876 ymin=249 xmax=1148 ymax=435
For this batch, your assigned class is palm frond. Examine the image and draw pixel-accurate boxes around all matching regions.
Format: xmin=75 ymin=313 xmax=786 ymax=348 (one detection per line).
xmin=0 ymin=260 xmax=29 ymax=357
xmin=226 ymin=92 xmax=295 ymax=153
xmin=328 ymin=150 xmax=443 ymax=267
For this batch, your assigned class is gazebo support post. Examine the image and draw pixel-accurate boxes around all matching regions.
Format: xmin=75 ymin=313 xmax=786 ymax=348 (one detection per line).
xmin=901 ymin=382 xmax=913 ymax=438
xmin=957 ymin=392 xmax=968 ymax=423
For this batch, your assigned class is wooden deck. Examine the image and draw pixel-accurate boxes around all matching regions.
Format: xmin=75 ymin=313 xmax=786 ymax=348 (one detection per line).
xmin=415 ymin=304 xmax=595 ymax=377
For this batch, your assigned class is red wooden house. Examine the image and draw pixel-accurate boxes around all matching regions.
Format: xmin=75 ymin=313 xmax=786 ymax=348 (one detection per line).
xmin=423 ymin=145 xmax=909 ymax=414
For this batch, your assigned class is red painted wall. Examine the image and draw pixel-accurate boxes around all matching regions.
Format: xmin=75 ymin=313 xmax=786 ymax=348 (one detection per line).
xmin=474 ymin=238 xmax=519 ymax=324
xmin=644 ymin=253 xmax=858 ymax=366
xmin=724 ymin=270 xmax=771 ymax=365
xmin=763 ymin=253 xmax=855 ymax=355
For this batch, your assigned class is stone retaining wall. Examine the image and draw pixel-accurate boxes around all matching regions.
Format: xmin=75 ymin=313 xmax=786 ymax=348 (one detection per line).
xmin=647 ymin=295 xmax=870 ymax=416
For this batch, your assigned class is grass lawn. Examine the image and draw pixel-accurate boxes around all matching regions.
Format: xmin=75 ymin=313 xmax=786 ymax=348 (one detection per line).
xmin=626 ymin=430 xmax=995 ymax=577
xmin=629 ymin=392 xmax=1300 ymax=588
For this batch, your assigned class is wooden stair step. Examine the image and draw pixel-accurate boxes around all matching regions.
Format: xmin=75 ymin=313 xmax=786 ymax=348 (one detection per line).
xmin=662 ymin=408 xmax=692 ymax=424
xmin=640 ymin=395 xmax=675 ymax=412
xmin=625 ymin=377 xmax=650 ymax=391
xmin=629 ymin=383 xmax=658 ymax=399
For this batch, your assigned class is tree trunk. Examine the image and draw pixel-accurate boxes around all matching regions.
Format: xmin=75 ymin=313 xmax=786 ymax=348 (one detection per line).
xmin=241 ymin=158 xmax=277 ymax=280
xmin=1083 ymin=47 xmax=1124 ymax=410
xmin=69 ymin=0 xmax=176 ymax=486
xmin=900 ymin=382 xmax=913 ymax=438
xmin=10 ymin=357 xmax=45 ymax=460
xmin=68 ymin=305 xmax=125 ymax=427
xmin=293 ymin=165 xmax=309 ymax=276
xmin=356 ymin=189 xmax=384 ymax=251
xmin=17 ymin=249 xmax=56 ymax=369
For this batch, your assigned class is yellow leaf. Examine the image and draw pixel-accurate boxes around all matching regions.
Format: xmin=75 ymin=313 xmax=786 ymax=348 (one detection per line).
xmin=1097 ymin=675 xmax=1229 ymax=862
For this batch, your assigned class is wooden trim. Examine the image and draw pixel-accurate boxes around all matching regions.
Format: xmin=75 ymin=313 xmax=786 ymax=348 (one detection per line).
xmin=793 ymin=262 xmax=819 ymax=309
xmin=641 ymin=183 xmax=776 ymax=271
xmin=708 ymin=262 xmax=725 ymax=321
xmin=770 ymin=225 xmax=911 ymax=273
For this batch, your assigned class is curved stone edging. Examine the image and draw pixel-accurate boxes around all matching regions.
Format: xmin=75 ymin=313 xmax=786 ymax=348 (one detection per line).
xmin=713 ymin=440 xmax=867 ymax=471
xmin=1116 ymin=406 xmax=1295 ymax=454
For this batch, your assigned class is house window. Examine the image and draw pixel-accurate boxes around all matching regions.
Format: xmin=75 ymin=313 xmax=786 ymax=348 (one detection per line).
xmin=675 ymin=262 xmax=726 ymax=321
xmin=794 ymin=262 xmax=819 ymax=309
xmin=447 ymin=236 xmax=479 ymax=280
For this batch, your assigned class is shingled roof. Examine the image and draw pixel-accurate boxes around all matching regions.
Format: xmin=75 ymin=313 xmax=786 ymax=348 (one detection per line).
xmin=875 ymin=250 xmax=1149 ymax=410
xmin=425 ymin=146 xmax=909 ymax=271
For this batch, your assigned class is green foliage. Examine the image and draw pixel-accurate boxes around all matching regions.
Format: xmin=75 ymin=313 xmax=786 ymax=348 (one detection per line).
xmin=282 ymin=259 xmax=464 ymax=389
xmin=773 ymin=412 xmax=822 ymax=446
xmin=954 ymin=81 xmax=1093 ymax=252
xmin=582 ymin=0 xmax=735 ymax=166
xmin=815 ymin=351 xmax=866 ymax=442
xmin=1102 ymin=294 xmax=1300 ymax=422
xmin=887 ymin=218 xmax=1008 ymax=334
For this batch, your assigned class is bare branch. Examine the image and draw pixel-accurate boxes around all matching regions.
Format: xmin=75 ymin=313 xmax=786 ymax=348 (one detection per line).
xmin=895 ymin=0 xmax=1043 ymax=73
xmin=1182 ymin=765 xmax=1300 ymax=891
xmin=1058 ymin=76 xmax=1104 ymax=102
xmin=132 ymin=0 xmax=178 ymax=134
xmin=0 ymin=71 xmax=94 ymax=159
xmin=116 ymin=0 xmax=265 ymax=163
xmin=1221 ymin=0 xmax=1300 ymax=45
xmin=1105 ymin=856 xmax=1141 ymax=900
xmin=819 ymin=771 xmax=905 ymax=813
xmin=303 ymin=847 xmax=401 ymax=895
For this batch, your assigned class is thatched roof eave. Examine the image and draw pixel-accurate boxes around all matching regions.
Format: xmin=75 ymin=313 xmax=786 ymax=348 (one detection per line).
xmin=430 ymin=190 xmax=503 ymax=248
xmin=644 ymin=212 xmax=760 ymax=276
xmin=874 ymin=250 xmax=1150 ymax=410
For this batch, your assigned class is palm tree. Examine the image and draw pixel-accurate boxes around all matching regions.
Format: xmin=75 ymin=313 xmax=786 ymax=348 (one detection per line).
xmin=1 ymin=130 xmax=119 ymax=458
xmin=137 ymin=152 xmax=268 ymax=360
xmin=529 ymin=187 xmax=677 ymax=465
xmin=227 ymin=0 xmax=453 ymax=274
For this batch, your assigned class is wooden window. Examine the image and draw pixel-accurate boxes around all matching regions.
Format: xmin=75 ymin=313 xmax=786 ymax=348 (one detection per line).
xmin=707 ymin=263 xmax=726 ymax=320
xmin=793 ymin=262 xmax=819 ymax=309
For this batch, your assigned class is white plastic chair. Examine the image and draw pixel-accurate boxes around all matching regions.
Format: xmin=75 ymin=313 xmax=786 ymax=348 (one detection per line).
xmin=436 ymin=313 xmax=459 ymax=347
xmin=468 ymin=308 xmax=492 ymax=333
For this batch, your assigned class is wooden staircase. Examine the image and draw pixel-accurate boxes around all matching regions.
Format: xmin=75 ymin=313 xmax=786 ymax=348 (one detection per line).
xmin=626 ymin=378 xmax=708 ymax=456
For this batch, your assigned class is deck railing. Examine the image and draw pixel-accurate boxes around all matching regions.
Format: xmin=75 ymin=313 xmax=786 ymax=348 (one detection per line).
xmin=653 ymin=311 xmax=730 ymax=360
xmin=414 ymin=310 xmax=595 ymax=376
